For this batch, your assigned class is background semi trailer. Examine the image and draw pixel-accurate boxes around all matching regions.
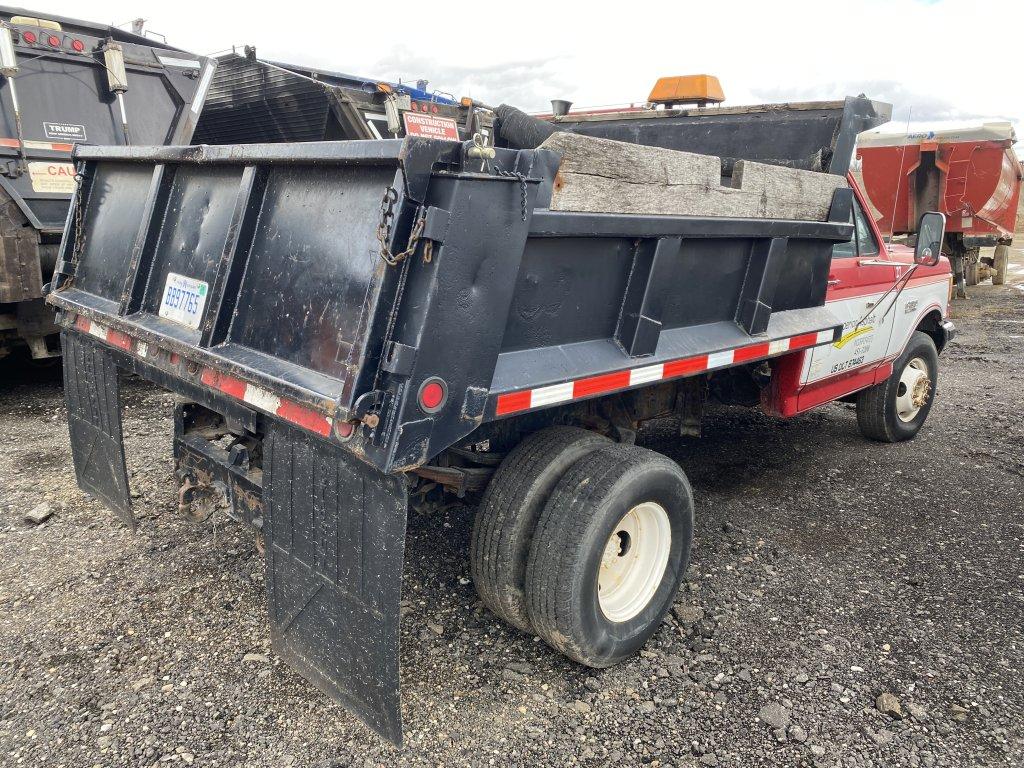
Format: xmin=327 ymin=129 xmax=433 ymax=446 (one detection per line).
xmin=0 ymin=6 xmax=214 ymax=360
xmin=194 ymin=48 xmax=490 ymax=145
xmin=857 ymin=121 xmax=1021 ymax=297
xmin=47 ymin=95 xmax=951 ymax=745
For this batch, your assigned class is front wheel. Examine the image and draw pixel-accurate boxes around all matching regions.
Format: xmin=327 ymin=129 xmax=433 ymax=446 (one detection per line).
xmin=525 ymin=444 xmax=694 ymax=667
xmin=856 ymin=331 xmax=939 ymax=442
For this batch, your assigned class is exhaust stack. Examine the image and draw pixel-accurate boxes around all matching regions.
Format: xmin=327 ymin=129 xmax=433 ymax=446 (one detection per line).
xmin=551 ymin=99 xmax=572 ymax=117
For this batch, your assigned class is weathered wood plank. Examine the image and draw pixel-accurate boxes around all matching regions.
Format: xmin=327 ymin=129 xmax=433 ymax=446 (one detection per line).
xmin=541 ymin=132 xmax=846 ymax=221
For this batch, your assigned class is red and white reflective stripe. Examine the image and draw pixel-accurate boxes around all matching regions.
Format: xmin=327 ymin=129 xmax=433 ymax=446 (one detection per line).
xmin=200 ymin=369 xmax=334 ymax=438
xmin=494 ymin=329 xmax=835 ymax=416
xmin=0 ymin=138 xmax=75 ymax=152
xmin=73 ymin=315 xmax=334 ymax=438
xmin=74 ymin=314 xmax=134 ymax=352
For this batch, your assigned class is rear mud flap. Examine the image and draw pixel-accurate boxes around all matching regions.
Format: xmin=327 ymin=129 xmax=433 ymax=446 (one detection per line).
xmin=262 ymin=422 xmax=408 ymax=745
xmin=61 ymin=331 xmax=134 ymax=529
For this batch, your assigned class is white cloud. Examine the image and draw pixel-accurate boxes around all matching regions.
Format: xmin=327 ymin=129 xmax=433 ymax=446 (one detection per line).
xmin=43 ymin=0 xmax=1023 ymax=136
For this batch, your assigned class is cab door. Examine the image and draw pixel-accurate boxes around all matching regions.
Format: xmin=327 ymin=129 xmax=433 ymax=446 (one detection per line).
xmin=803 ymin=194 xmax=903 ymax=384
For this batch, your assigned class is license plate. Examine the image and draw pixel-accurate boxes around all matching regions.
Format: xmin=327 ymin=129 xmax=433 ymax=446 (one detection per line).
xmin=158 ymin=272 xmax=208 ymax=329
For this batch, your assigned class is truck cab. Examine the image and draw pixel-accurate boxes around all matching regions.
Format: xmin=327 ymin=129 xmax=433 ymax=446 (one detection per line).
xmin=771 ymin=174 xmax=954 ymax=417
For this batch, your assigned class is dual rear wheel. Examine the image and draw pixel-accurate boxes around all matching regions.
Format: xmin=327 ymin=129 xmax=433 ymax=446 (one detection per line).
xmin=470 ymin=428 xmax=693 ymax=667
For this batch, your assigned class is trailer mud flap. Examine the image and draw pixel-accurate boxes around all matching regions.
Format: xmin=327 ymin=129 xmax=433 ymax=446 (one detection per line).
xmin=262 ymin=423 xmax=408 ymax=745
xmin=61 ymin=331 xmax=134 ymax=528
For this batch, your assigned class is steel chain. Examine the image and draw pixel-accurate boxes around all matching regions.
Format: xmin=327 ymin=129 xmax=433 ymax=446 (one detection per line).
xmin=71 ymin=171 xmax=87 ymax=263
xmin=493 ymin=160 xmax=528 ymax=222
xmin=376 ymin=185 xmax=427 ymax=266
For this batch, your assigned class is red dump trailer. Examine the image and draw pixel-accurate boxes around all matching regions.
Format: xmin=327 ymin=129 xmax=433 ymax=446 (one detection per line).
xmin=857 ymin=122 xmax=1021 ymax=295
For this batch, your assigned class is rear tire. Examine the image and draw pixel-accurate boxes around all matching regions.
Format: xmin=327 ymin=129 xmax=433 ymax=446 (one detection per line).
xmin=526 ymin=444 xmax=694 ymax=667
xmin=992 ymin=244 xmax=1009 ymax=286
xmin=856 ymin=331 xmax=939 ymax=442
xmin=470 ymin=426 xmax=609 ymax=632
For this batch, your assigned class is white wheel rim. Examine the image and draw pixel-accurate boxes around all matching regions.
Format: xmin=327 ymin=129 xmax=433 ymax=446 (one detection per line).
xmin=895 ymin=356 xmax=931 ymax=422
xmin=598 ymin=502 xmax=672 ymax=623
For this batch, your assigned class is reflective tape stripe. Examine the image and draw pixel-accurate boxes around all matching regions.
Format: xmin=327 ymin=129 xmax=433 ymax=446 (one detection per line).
xmin=71 ymin=314 xmax=334 ymax=438
xmin=706 ymin=349 xmax=735 ymax=368
xmin=493 ymin=329 xmax=833 ymax=416
xmin=573 ymin=370 xmax=631 ymax=399
xmin=629 ymin=364 xmax=664 ymax=386
xmin=530 ymin=381 xmax=575 ymax=408
xmin=0 ymin=138 xmax=74 ymax=152
xmin=199 ymin=369 xmax=333 ymax=438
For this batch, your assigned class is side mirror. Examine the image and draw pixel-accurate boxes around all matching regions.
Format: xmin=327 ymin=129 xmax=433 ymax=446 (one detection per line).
xmin=914 ymin=212 xmax=945 ymax=267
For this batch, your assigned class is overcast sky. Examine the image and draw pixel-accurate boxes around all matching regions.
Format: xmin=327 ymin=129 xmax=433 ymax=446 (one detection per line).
xmin=41 ymin=0 xmax=1022 ymax=136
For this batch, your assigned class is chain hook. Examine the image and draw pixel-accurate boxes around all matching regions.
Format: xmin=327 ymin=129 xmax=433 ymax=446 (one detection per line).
xmin=376 ymin=185 xmax=427 ymax=266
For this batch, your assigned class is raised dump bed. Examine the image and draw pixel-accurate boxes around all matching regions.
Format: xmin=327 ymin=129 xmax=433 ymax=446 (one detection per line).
xmin=49 ymin=116 xmax=862 ymax=743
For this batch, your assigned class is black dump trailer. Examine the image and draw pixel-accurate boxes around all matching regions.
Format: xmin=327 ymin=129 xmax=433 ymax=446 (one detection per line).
xmin=193 ymin=49 xmax=489 ymax=145
xmin=0 ymin=6 xmax=213 ymax=359
xmin=48 ymin=98 xmax=888 ymax=744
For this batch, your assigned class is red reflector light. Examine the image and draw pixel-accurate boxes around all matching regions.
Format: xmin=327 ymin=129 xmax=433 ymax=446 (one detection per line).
xmin=71 ymin=39 xmax=84 ymax=52
xmin=47 ymin=34 xmax=61 ymax=47
xmin=418 ymin=378 xmax=447 ymax=413
xmin=431 ymin=105 xmax=438 ymax=113
xmin=22 ymin=30 xmax=37 ymax=44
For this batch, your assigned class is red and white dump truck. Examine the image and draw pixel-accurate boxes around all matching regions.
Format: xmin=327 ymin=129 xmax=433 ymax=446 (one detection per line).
xmin=857 ymin=121 xmax=1021 ymax=297
xmin=48 ymin=82 xmax=953 ymax=743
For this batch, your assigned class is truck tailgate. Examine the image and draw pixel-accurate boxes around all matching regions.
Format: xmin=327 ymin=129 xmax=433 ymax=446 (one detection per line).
xmin=49 ymin=140 xmax=426 ymax=425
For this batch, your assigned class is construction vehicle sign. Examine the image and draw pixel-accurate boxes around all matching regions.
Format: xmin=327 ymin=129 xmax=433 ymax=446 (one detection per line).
xmin=402 ymin=112 xmax=460 ymax=141
xmin=28 ymin=161 xmax=76 ymax=194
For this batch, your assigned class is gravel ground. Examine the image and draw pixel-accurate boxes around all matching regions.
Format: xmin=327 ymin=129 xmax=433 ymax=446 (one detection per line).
xmin=2 ymin=252 xmax=1023 ymax=768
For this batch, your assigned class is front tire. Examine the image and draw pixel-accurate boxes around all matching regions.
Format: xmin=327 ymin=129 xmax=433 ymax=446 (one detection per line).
xmin=525 ymin=444 xmax=694 ymax=667
xmin=856 ymin=331 xmax=939 ymax=442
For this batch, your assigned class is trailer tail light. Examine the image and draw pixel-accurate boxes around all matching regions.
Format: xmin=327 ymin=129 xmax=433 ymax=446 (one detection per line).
xmin=21 ymin=30 xmax=37 ymax=44
xmin=418 ymin=378 xmax=447 ymax=413
xmin=47 ymin=34 xmax=60 ymax=47
xmin=71 ymin=39 xmax=84 ymax=52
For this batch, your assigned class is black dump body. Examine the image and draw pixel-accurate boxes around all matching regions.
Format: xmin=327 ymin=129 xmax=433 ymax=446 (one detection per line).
xmin=193 ymin=51 xmax=485 ymax=145
xmin=545 ymin=95 xmax=891 ymax=177
xmin=0 ymin=6 xmax=213 ymax=234
xmin=48 ymin=138 xmax=854 ymax=473
xmin=47 ymin=98 xmax=888 ymax=743
xmin=0 ymin=5 xmax=212 ymax=357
